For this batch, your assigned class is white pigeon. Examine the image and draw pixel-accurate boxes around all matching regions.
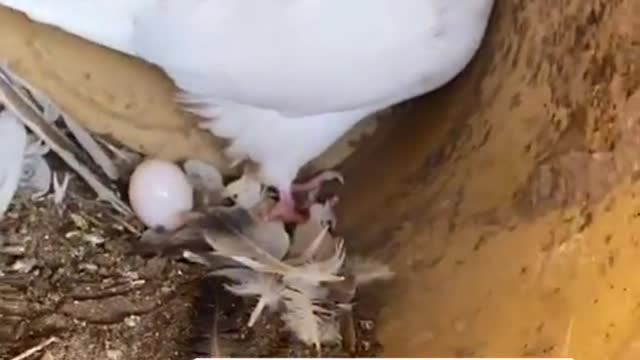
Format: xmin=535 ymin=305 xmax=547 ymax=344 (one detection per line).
xmin=0 ymin=0 xmax=495 ymax=223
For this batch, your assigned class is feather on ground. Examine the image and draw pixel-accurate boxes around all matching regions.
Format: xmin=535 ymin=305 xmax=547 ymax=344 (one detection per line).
xmin=134 ymin=162 xmax=395 ymax=350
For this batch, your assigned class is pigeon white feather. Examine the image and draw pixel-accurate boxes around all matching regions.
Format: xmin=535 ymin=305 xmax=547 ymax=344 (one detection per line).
xmin=0 ymin=0 xmax=496 ymax=221
xmin=52 ymin=172 xmax=71 ymax=205
xmin=0 ymin=111 xmax=27 ymax=217
xmin=281 ymin=280 xmax=338 ymax=350
xmin=214 ymin=269 xmax=285 ymax=327
xmin=20 ymin=135 xmax=52 ymax=199
xmin=222 ymin=174 xmax=264 ymax=209
xmin=183 ymin=159 xmax=224 ymax=193
xmin=345 ymin=256 xmax=395 ymax=285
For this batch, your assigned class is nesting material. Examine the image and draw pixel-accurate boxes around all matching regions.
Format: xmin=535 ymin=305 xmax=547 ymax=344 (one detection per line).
xmin=135 ymin=160 xmax=394 ymax=352
xmin=0 ymin=111 xmax=26 ymax=216
xmin=0 ymin=65 xmax=132 ymax=216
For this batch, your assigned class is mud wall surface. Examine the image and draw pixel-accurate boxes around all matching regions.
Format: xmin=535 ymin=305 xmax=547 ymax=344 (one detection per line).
xmin=337 ymin=0 xmax=640 ymax=358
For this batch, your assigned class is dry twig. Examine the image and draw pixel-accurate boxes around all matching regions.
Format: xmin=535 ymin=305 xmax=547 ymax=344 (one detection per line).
xmin=10 ymin=336 xmax=59 ymax=360
xmin=0 ymin=66 xmax=132 ymax=216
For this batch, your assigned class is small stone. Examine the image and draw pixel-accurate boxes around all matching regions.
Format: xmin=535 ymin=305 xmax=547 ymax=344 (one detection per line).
xmin=360 ymin=340 xmax=371 ymax=352
xmin=0 ymin=245 xmax=25 ymax=256
xmin=79 ymin=263 xmax=99 ymax=272
xmin=10 ymin=258 xmax=37 ymax=273
xmin=93 ymin=254 xmax=113 ymax=267
xmin=41 ymin=351 xmax=55 ymax=360
xmin=70 ymin=213 xmax=89 ymax=230
xmin=82 ymin=233 xmax=105 ymax=245
xmin=65 ymin=230 xmax=83 ymax=239
xmin=123 ymin=271 xmax=140 ymax=281
xmin=138 ymin=257 xmax=167 ymax=280
xmin=124 ymin=315 xmax=140 ymax=327
xmin=106 ymin=349 xmax=123 ymax=360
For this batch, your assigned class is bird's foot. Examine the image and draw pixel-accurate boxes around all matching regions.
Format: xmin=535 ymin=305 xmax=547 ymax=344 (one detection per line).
xmin=263 ymin=190 xmax=308 ymax=224
xmin=291 ymin=170 xmax=344 ymax=193
xmin=262 ymin=171 xmax=343 ymax=224
xmin=291 ymin=170 xmax=343 ymax=207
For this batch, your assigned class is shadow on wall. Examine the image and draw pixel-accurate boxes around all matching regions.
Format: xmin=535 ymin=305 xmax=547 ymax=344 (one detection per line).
xmin=337 ymin=0 xmax=640 ymax=358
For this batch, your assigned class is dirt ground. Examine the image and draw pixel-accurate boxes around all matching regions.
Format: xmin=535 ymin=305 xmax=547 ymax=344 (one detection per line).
xmin=0 ymin=173 xmax=199 ymax=360
xmin=0 ymin=170 xmax=382 ymax=360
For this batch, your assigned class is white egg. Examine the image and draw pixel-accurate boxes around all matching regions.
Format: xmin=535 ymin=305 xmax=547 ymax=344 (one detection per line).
xmin=128 ymin=159 xmax=194 ymax=231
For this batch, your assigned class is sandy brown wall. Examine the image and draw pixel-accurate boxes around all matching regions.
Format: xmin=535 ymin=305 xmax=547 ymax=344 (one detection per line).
xmin=337 ymin=0 xmax=640 ymax=358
